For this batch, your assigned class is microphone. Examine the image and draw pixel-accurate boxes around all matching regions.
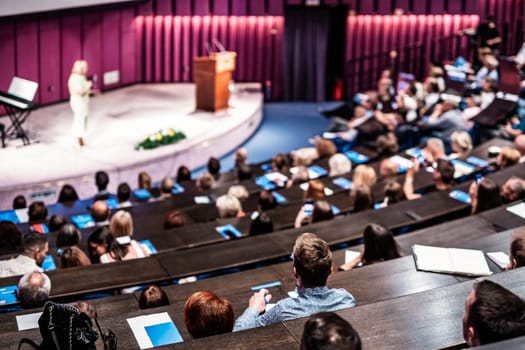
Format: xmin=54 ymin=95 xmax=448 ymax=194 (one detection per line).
xmin=212 ymin=38 xmax=226 ymax=52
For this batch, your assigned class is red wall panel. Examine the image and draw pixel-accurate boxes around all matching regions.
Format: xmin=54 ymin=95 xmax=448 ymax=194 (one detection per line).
xmin=60 ymin=15 xmax=82 ymax=100
xmin=16 ymin=20 xmax=39 ymax=101
xmin=39 ymin=18 xmax=61 ymax=104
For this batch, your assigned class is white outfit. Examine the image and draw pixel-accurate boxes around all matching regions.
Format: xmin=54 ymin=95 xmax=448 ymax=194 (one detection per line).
xmin=68 ymin=73 xmax=90 ymax=139
xmin=0 ymin=255 xmax=42 ymax=278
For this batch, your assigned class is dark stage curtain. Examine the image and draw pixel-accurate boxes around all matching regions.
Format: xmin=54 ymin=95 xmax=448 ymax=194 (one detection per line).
xmin=283 ymin=6 xmax=331 ymax=101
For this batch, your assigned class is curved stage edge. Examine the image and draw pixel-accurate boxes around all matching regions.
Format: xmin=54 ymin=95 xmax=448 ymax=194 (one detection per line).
xmin=0 ymin=83 xmax=263 ymax=210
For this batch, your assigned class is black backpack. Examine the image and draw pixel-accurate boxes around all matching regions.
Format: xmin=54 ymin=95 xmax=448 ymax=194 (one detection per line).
xmin=18 ymin=301 xmax=117 ymax=350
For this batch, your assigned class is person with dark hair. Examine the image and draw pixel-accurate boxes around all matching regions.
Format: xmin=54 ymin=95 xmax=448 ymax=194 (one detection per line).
xmin=60 ymin=246 xmax=91 ymax=268
xmin=164 ymin=210 xmax=187 ymax=230
xmin=48 ymin=214 xmax=67 ymax=233
xmin=138 ymin=285 xmax=170 ymax=310
xmin=56 ymin=223 xmax=82 ymax=248
xmin=501 ymin=176 xmax=525 ymax=203
xmin=237 ymin=163 xmax=253 ymax=181
xmin=17 ymin=271 xmax=51 ymax=309
xmin=196 ymin=173 xmax=214 ymax=191
xmin=382 ymin=180 xmax=406 ymax=206
xmin=176 ymin=165 xmax=192 ymax=183
xmin=249 ymin=212 xmax=274 ymax=235
xmin=184 ymin=291 xmax=234 ymax=338
xmin=94 ymin=170 xmax=110 ymax=200
xmin=207 ymin=157 xmax=221 ymax=177
xmin=0 ymin=232 xmax=48 ymax=277
xmin=469 ymin=177 xmax=502 ymax=214
xmin=272 ymin=152 xmax=289 ymax=173
xmin=159 ymin=176 xmax=174 ymax=198
xmin=234 ymin=233 xmax=355 ymax=331
xmin=258 ymin=190 xmax=277 ymax=211
xmin=349 ymin=184 xmax=374 ymax=212
xmin=339 ymin=224 xmax=401 ymax=271
xmin=296 ymin=200 xmax=334 ymax=228
xmin=12 ymin=194 xmax=27 ymax=210
xmin=507 ymin=229 xmax=525 ymax=270
xmin=57 ymin=184 xmax=79 ymax=204
xmin=90 ymin=200 xmax=110 ymax=226
xmin=138 ymin=171 xmax=153 ymax=190
xmin=301 ymin=312 xmax=361 ymax=350
xmin=463 ymin=280 xmax=525 ymax=346
xmin=404 ymin=158 xmax=454 ymax=200
xmin=87 ymin=227 xmax=113 ymax=264
xmin=116 ymin=182 xmax=132 ymax=208
xmin=28 ymin=201 xmax=48 ymax=223
xmin=0 ymin=221 xmax=23 ymax=255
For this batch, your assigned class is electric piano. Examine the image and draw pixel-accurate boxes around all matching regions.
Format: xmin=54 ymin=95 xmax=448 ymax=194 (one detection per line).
xmin=0 ymin=90 xmax=38 ymax=146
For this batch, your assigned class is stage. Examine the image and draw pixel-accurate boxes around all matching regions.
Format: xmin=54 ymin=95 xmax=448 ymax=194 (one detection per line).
xmin=0 ymin=83 xmax=263 ymax=210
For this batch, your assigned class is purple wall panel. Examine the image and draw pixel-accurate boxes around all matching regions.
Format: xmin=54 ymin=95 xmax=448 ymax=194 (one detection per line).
xmin=175 ymin=0 xmax=192 ymax=16
xmin=39 ymin=18 xmax=61 ymax=104
xmin=431 ymin=1 xmax=445 ymax=14
xmin=16 ymin=20 xmax=39 ymax=101
xmin=181 ymin=17 xmax=191 ymax=81
xmin=360 ymin=1 xmax=374 ymax=14
xmin=154 ymin=16 xmax=163 ymax=81
xmin=213 ymin=0 xmax=229 ymax=15
xmin=172 ymin=17 xmax=182 ymax=81
xmin=193 ymin=0 xmax=209 ymax=16
xmin=82 ymin=13 xmax=103 ymax=87
xmin=377 ymin=0 xmax=391 ymax=15
xmin=268 ymin=0 xmax=284 ymax=15
xmin=144 ymin=16 xmax=153 ymax=81
xmin=137 ymin=0 xmax=153 ymax=16
xmin=249 ymin=0 xmax=266 ymax=15
xmin=60 ymin=15 xmax=82 ymax=100
xmin=163 ymin=17 xmax=173 ymax=81
xmin=0 ymin=21 xmax=15 ymax=114
xmin=155 ymin=0 xmax=172 ymax=16
xmin=412 ymin=1 xmax=427 ymax=14
xmin=102 ymin=10 xmax=121 ymax=87
xmin=232 ymin=0 xmax=247 ymax=16
xmin=121 ymin=8 xmax=137 ymax=85
xmin=448 ymin=0 xmax=462 ymax=14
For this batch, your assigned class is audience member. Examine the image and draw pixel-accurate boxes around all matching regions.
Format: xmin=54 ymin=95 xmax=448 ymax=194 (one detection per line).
xmin=60 ymin=246 xmax=91 ymax=268
xmin=12 ymin=194 xmax=27 ymax=210
xmin=234 ymin=147 xmax=249 ymax=168
xmin=316 ymin=139 xmax=337 ymax=159
xmin=176 ymin=165 xmax=192 ymax=183
xmin=116 ymin=182 xmax=132 ymax=208
xmin=216 ymin=194 xmax=243 ymax=218
xmin=90 ymin=200 xmax=110 ymax=226
xmin=228 ymin=185 xmax=249 ymax=201
xmin=0 ymin=232 xmax=48 ymax=277
xmin=462 ymin=94 xmax=482 ymax=129
xmin=469 ymin=177 xmax=502 ymax=214
xmin=450 ymin=131 xmax=473 ymax=159
xmin=207 ymin=157 xmax=221 ymax=178
xmin=300 ymin=312 xmax=362 ymax=350
xmin=17 ymin=271 xmax=51 ymax=309
xmin=57 ymin=184 xmax=79 ymax=204
xmin=352 ymin=165 xmax=377 ymax=187
xmin=196 ymin=173 xmax=214 ymax=191
xmin=339 ymin=224 xmax=401 ymax=271
xmin=249 ymin=211 xmax=274 ymax=235
xmin=159 ymin=176 xmax=174 ymax=198
xmin=501 ymin=176 xmax=525 ymax=203
xmin=258 ymin=190 xmax=277 ymax=211
xmin=496 ymin=147 xmax=520 ymax=169
xmin=287 ymin=165 xmax=309 ymax=188
xmin=462 ymin=280 xmax=525 ymax=346
xmin=138 ymin=171 xmax=153 ymax=190
xmin=138 ymin=285 xmax=170 ymax=309
xmin=376 ymin=132 xmax=399 ymax=157
xmin=94 ymin=170 xmax=110 ymax=200
xmin=404 ymin=158 xmax=454 ymax=200
xmin=382 ymin=180 xmax=406 ymax=206
xmin=421 ymin=137 xmax=446 ymax=164
xmin=48 ymin=214 xmax=67 ymax=233
xmin=56 ymin=223 xmax=82 ymax=248
xmin=379 ymin=158 xmax=399 ymax=180
xmin=329 ymin=153 xmax=352 ymax=177
xmin=100 ymin=210 xmax=150 ymax=263
xmin=237 ymin=163 xmax=253 ymax=181
xmin=28 ymin=201 xmax=48 ymax=223
xmin=507 ymin=229 xmax=525 ymax=270
xmin=295 ymin=200 xmax=334 ymax=228
xmin=305 ymin=180 xmax=325 ymax=201
xmin=514 ymin=134 xmax=525 ymax=156
xmin=349 ymin=184 xmax=374 ymax=212
xmin=234 ymin=233 xmax=355 ymax=331
xmin=164 ymin=210 xmax=187 ymax=230
xmin=87 ymin=226 xmax=113 ymax=264
xmin=0 ymin=221 xmax=23 ymax=255
xmin=185 ymin=291 xmax=235 ymax=338
xmin=272 ymin=153 xmax=289 ymax=173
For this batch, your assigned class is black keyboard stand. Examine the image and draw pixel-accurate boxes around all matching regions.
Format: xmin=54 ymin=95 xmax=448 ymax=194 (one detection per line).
xmin=3 ymin=104 xmax=32 ymax=145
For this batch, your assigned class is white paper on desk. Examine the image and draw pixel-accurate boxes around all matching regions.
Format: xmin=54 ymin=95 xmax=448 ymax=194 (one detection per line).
xmin=127 ymin=312 xmax=182 ymax=349
xmin=16 ymin=312 xmax=42 ymax=331
xmin=487 ymin=252 xmax=510 ymax=269
xmin=345 ymin=250 xmax=361 ymax=264
xmin=412 ymin=244 xmax=492 ymax=277
xmin=506 ymin=202 xmax=525 ymax=219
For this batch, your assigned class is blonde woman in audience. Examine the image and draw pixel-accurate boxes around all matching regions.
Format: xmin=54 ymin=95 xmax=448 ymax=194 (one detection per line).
xmin=449 ymin=131 xmax=473 ymax=159
xmin=352 ymin=165 xmax=377 ymax=187
xmin=497 ymin=147 xmax=521 ymax=169
xmin=328 ymin=154 xmax=352 ymax=177
xmin=100 ymin=210 xmax=150 ymax=263
xmin=216 ymin=194 xmax=244 ymax=218
xmin=227 ymin=185 xmax=249 ymax=202
xmin=138 ymin=171 xmax=152 ymax=190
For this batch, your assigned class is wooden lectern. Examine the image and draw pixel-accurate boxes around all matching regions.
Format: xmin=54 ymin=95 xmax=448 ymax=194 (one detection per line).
xmin=193 ymin=52 xmax=236 ymax=112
